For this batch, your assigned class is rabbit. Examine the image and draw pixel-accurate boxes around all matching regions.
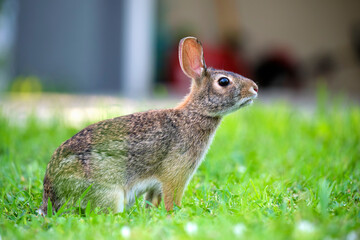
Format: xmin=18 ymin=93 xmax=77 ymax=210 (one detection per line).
xmin=38 ymin=36 xmax=258 ymax=215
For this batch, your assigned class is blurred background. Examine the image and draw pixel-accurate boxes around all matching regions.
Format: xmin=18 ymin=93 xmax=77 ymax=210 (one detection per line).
xmin=0 ymin=0 xmax=359 ymax=105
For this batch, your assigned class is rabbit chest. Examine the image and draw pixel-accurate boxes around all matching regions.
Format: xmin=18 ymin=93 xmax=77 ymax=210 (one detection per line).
xmin=153 ymin=110 xmax=221 ymax=181
xmin=121 ymin=110 xmax=221 ymax=180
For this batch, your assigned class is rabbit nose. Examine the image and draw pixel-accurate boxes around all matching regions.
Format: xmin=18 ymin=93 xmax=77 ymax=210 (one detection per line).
xmin=253 ymin=84 xmax=258 ymax=92
xmin=249 ymin=83 xmax=258 ymax=95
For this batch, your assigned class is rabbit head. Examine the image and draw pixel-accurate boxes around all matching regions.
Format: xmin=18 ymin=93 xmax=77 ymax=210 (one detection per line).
xmin=178 ymin=37 xmax=258 ymax=116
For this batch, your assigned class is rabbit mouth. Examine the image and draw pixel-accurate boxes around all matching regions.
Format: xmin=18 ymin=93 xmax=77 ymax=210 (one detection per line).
xmin=238 ymin=93 xmax=257 ymax=108
xmin=214 ymin=97 xmax=253 ymax=116
xmin=239 ymin=99 xmax=253 ymax=107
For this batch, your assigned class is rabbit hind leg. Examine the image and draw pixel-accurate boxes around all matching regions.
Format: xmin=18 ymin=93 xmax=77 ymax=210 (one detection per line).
xmin=114 ymin=187 xmax=125 ymax=213
xmin=81 ymin=185 xmax=125 ymax=213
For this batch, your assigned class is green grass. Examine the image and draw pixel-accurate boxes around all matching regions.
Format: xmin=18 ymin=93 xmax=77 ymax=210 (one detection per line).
xmin=0 ymin=97 xmax=359 ymax=239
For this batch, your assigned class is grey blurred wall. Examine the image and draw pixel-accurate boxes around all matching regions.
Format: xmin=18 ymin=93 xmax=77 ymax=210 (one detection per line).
xmin=14 ymin=0 xmax=124 ymax=93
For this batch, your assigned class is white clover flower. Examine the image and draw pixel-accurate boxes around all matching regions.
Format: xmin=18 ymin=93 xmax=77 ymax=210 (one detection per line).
xmin=185 ymin=222 xmax=198 ymax=235
xmin=297 ymin=220 xmax=315 ymax=233
xmin=237 ymin=165 xmax=247 ymax=174
xmin=121 ymin=226 xmax=131 ymax=238
xmin=233 ymin=223 xmax=246 ymax=236
xmin=346 ymin=231 xmax=358 ymax=240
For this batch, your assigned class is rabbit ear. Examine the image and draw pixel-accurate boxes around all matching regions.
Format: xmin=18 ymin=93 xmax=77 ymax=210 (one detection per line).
xmin=179 ymin=37 xmax=207 ymax=79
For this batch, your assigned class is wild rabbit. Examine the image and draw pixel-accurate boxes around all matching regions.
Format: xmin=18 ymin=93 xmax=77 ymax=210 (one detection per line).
xmin=39 ymin=37 xmax=258 ymax=215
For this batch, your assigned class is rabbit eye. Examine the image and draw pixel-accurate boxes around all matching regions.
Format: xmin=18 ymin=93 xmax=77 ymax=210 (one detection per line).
xmin=218 ymin=77 xmax=230 ymax=87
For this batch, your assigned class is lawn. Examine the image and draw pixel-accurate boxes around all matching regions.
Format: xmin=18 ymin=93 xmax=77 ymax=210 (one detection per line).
xmin=0 ymin=94 xmax=359 ymax=240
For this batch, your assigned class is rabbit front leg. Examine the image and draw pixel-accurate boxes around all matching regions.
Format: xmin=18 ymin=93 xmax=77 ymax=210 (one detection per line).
xmin=161 ymin=179 xmax=187 ymax=211
xmin=145 ymin=188 xmax=162 ymax=208
xmin=162 ymin=184 xmax=175 ymax=211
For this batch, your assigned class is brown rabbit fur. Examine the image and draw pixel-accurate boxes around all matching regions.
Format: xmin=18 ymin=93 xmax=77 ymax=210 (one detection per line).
xmin=39 ymin=37 xmax=258 ymax=215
